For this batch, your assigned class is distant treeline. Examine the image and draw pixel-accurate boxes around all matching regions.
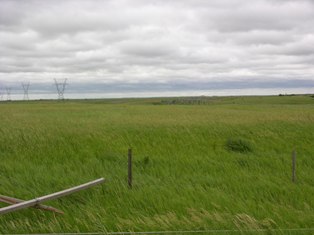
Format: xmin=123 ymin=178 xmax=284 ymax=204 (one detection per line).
xmin=278 ymin=93 xmax=314 ymax=97
xmin=278 ymin=94 xmax=298 ymax=96
xmin=157 ymin=97 xmax=215 ymax=105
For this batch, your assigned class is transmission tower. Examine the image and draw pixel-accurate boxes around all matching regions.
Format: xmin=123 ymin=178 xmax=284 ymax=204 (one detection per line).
xmin=6 ymin=87 xmax=11 ymax=101
xmin=54 ymin=79 xmax=68 ymax=100
xmin=22 ymin=82 xmax=30 ymax=100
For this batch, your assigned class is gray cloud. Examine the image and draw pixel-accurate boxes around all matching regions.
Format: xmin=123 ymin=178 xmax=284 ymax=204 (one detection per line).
xmin=0 ymin=0 xmax=314 ymax=95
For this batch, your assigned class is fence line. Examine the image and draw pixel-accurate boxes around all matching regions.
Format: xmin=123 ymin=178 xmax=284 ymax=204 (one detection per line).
xmin=9 ymin=228 xmax=314 ymax=235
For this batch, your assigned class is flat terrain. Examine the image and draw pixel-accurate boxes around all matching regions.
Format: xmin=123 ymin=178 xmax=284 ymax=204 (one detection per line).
xmin=0 ymin=95 xmax=313 ymax=234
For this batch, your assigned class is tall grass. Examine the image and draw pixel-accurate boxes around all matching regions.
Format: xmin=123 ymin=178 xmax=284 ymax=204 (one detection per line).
xmin=0 ymin=96 xmax=313 ymax=233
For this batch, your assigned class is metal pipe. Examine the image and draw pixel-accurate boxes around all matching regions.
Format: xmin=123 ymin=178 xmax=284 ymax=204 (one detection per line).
xmin=0 ymin=178 xmax=105 ymax=215
xmin=0 ymin=195 xmax=64 ymax=214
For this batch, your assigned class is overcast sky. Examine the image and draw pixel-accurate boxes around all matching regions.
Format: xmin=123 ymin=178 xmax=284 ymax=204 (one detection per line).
xmin=1 ymin=0 xmax=314 ymax=95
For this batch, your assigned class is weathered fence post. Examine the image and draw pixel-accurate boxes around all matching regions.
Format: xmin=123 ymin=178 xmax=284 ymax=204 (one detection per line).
xmin=292 ymin=150 xmax=296 ymax=183
xmin=128 ymin=148 xmax=132 ymax=188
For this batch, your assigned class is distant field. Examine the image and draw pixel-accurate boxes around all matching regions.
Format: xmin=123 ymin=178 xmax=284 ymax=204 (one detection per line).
xmin=0 ymin=95 xmax=313 ymax=234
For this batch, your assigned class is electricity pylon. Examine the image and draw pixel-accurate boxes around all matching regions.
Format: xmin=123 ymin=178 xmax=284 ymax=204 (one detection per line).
xmin=6 ymin=87 xmax=11 ymax=101
xmin=22 ymin=82 xmax=30 ymax=100
xmin=54 ymin=79 xmax=67 ymax=100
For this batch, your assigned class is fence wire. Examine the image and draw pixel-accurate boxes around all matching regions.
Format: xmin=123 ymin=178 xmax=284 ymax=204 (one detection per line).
xmin=9 ymin=228 xmax=314 ymax=235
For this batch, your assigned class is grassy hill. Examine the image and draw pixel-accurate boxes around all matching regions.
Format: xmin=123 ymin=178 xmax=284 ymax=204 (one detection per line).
xmin=0 ymin=95 xmax=313 ymax=234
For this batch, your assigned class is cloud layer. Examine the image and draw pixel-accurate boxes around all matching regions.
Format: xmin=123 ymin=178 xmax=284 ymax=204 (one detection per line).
xmin=0 ymin=0 xmax=314 ymax=94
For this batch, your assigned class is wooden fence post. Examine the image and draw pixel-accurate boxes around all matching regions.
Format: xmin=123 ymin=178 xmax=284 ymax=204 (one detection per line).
xmin=128 ymin=148 xmax=132 ymax=188
xmin=292 ymin=150 xmax=296 ymax=183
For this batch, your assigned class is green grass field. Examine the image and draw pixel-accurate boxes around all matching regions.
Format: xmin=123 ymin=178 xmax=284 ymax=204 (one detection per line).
xmin=0 ymin=95 xmax=313 ymax=234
